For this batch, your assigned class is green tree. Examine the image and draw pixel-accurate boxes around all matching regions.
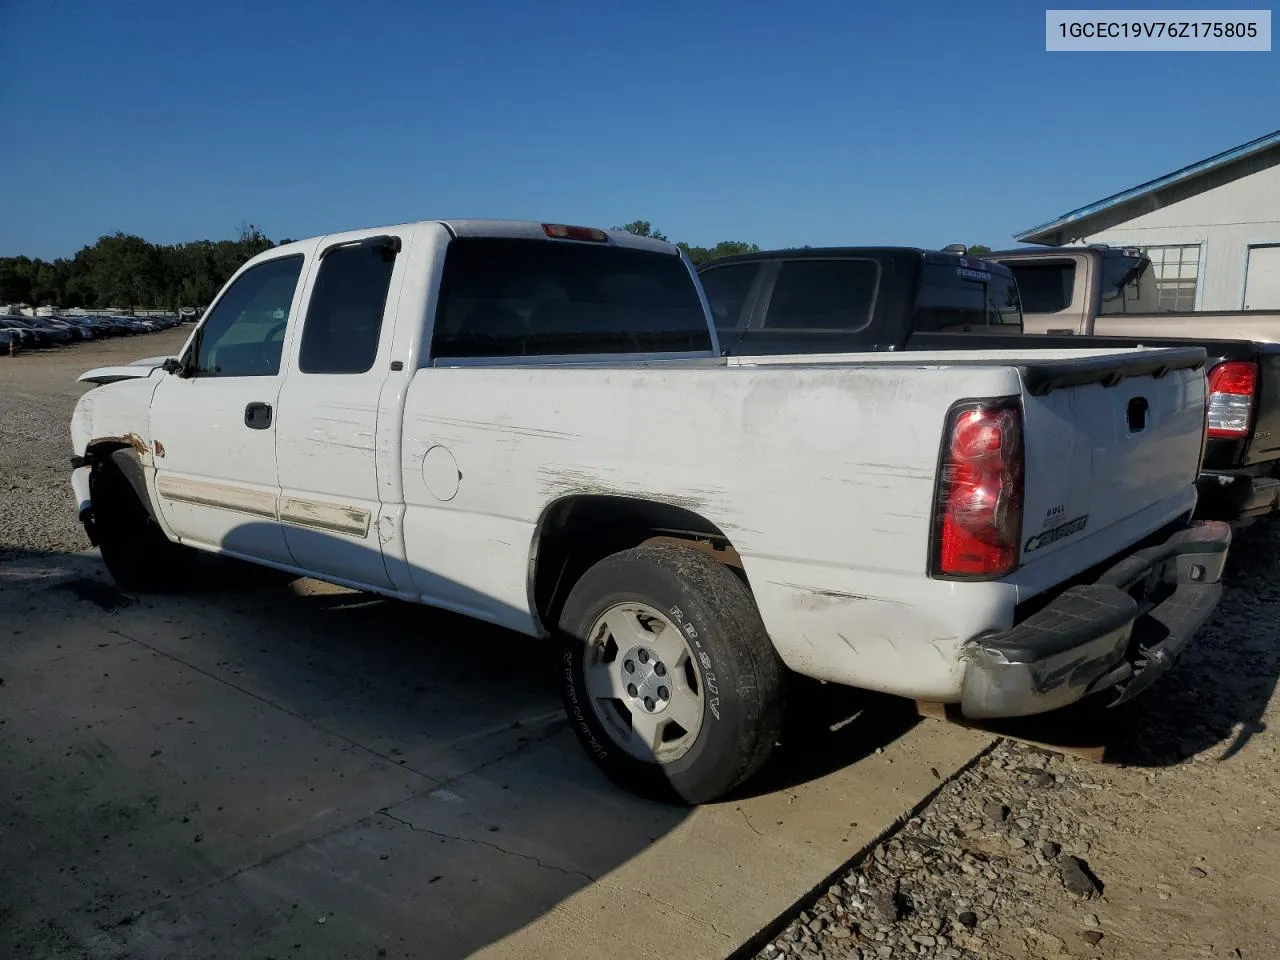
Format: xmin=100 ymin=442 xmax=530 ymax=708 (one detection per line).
xmin=677 ymin=240 xmax=761 ymax=265
xmin=967 ymin=244 xmax=993 ymax=256
xmin=610 ymin=219 xmax=761 ymax=264
xmin=614 ymin=220 xmax=668 ymax=242
xmin=0 ymin=222 xmax=285 ymax=311
xmin=31 ymin=260 xmax=64 ymax=305
xmin=0 ymin=256 xmax=34 ymax=304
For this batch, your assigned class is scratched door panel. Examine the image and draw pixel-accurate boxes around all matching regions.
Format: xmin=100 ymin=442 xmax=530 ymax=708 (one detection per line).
xmin=150 ymin=373 xmax=292 ymax=562
xmin=274 ymin=231 xmax=408 ymax=590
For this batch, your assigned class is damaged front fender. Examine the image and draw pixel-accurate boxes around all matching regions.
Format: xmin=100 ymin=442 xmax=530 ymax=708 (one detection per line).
xmin=69 ymin=373 xmax=166 ymax=542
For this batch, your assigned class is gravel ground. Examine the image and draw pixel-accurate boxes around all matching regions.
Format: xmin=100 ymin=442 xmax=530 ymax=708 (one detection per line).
xmin=0 ymin=326 xmax=191 ymax=559
xmin=3 ymin=332 xmax=1278 ymax=960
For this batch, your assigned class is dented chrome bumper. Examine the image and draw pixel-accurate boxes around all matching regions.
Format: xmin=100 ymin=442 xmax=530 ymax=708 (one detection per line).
xmin=960 ymin=521 xmax=1231 ymax=719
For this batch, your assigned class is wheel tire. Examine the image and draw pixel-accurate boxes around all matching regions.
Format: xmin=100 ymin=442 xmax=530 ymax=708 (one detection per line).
xmin=557 ymin=543 xmax=786 ymax=805
xmin=89 ymin=454 xmax=192 ymax=593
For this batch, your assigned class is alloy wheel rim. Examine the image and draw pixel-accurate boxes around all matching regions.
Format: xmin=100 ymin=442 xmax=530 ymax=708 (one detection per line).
xmin=583 ymin=601 xmax=705 ymax=763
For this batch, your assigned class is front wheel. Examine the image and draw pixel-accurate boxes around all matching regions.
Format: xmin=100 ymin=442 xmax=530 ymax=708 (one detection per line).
xmin=557 ymin=544 xmax=786 ymax=804
xmin=89 ymin=453 xmax=193 ymax=593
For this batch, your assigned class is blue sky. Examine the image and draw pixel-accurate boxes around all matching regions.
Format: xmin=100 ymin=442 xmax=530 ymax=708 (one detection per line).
xmin=1 ymin=0 xmax=1276 ymax=259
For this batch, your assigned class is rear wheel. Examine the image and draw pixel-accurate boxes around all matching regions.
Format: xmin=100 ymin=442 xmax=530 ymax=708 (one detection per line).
xmin=89 ymin=453 xmax=193 ymax=593
xmin=557 ymin=544 xmax=786 ymax=804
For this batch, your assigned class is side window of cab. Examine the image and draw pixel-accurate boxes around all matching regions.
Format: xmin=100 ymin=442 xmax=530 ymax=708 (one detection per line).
xmin=296 ymin=241 xmax=398 ymax=374
xmin=190 ymin=255 xmax=305 ymax=377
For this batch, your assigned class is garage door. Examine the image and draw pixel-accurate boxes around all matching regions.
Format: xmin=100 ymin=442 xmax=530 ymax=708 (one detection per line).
xmin=1244 ymin=245 xmax=1280 ymax=309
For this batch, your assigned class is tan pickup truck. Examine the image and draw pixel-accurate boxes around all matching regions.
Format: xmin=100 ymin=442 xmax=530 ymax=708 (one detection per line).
xmin=983 ymin=245 xmax=1280 ymax=341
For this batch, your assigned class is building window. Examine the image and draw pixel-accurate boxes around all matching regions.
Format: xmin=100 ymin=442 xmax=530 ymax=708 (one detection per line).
xmin=1141 ymin=244 xmax=1200 ymax=312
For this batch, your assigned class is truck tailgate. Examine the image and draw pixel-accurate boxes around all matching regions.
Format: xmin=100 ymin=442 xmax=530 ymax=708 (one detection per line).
xmin=1016 ymin=347 xmax=1207 ymax=575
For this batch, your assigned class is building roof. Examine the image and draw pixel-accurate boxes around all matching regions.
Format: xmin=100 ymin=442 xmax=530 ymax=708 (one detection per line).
xmin=1016 ymin=130 xmax=1280 ymax=245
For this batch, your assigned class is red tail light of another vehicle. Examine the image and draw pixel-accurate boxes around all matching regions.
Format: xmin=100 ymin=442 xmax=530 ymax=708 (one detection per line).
xmin=1205 ymin=361 xmax=1257 ymax=439
xmin=931 ymin=399 xmax=1025 ymax=579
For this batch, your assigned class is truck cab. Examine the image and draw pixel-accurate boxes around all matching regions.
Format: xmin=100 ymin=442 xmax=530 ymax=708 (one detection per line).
xmin=983 ymin=245 xmax=1161 ymax=335
xmin=700 ymin=246 xmax=1023 ymax=355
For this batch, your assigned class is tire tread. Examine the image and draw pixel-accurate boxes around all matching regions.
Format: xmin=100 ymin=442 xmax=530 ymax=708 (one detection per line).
xmin=558 ymin=543 xmax=786 ymax=804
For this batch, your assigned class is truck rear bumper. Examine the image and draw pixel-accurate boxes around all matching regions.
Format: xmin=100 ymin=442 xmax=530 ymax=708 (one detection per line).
xmin=959 ymin=520 xmax=1231 ymax=720
xmin=1196 ymin=471 xmax=1280 ymax=521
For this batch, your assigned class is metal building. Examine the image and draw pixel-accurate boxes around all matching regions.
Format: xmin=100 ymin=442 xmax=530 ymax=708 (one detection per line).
xmin=1015 ymin=130 xmax=1280 ymax=311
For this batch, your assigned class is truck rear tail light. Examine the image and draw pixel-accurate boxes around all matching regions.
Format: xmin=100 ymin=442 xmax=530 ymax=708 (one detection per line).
xmin=542 ymin=223 xmax=609 ymax=242
xmin=1206 ymin=361 xmax=1256 ymax=439
xmin=931 ymin=399 xmax=1024 ymax=579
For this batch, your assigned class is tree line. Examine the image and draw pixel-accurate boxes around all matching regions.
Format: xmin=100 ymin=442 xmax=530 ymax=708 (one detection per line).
xmin=613 ymin=220 xmax=762 ymax=263
xmin=0 ymin=223 xmax=280 ymax=311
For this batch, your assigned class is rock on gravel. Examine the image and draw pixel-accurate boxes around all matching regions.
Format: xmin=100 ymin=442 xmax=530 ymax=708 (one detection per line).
xmin=863 ymin=887 xmax=901 ymax=924
xmin=1059 ymin=856 xmax=1103 ymax=899
xmin=982 ymin=801 xmax=1009 ymax=824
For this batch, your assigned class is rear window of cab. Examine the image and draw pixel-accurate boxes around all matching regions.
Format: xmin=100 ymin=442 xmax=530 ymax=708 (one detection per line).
xmin=431 ymin=238 xmax=713 ymax=359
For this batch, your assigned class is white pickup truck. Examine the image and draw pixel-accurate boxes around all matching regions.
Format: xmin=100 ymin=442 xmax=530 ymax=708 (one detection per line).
xmin=70 ymin=219 xmax=1230 ymax=804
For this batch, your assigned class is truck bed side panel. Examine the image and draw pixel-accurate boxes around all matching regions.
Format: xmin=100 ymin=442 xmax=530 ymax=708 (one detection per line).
xmin=1092 ymin=312 xmax=1280 ymax=343
xmin=399 ymin=363 xmax=1023 ymax=691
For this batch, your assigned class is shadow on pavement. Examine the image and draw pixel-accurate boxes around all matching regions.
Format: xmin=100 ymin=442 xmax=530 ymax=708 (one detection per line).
xmin=732 ymin=676 xmax=922 ymax=801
